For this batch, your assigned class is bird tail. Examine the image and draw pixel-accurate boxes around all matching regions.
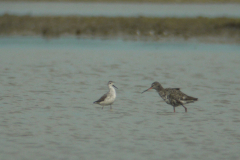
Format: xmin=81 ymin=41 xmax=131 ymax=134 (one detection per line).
xmin=186 ymin=96 xmax=198 ymax=101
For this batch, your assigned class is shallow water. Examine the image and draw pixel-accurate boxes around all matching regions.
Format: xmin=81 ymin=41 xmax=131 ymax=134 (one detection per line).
xmin=0 ymin=37 xmax=240 ymax=160
xmin=1 ymin=2 xmax=240 ymax=17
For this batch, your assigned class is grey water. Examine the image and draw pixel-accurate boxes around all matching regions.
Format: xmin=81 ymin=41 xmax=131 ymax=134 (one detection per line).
xmin=1 ymin=2 xmax=240 ymax=17
xmin=0 ymin=36 xmax=240 ymax=160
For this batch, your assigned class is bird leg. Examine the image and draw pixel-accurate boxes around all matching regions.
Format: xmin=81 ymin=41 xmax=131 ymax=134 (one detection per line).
xmin=182 ymin=105 xmax=187 ymax=112
xmin=173 ymin=107 xmax=175 ymax=112
xmin=110 ymin=105 xmax=112 ymax=109
xmin=102 ymin=106 xmax=104 ymax=109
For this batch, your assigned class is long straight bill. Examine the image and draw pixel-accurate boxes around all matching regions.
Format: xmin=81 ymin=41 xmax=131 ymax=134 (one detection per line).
xmin=113 ymin=85 xmax=118 ymax=89
xmin=141 ymin=87 xmax=152 ymax=94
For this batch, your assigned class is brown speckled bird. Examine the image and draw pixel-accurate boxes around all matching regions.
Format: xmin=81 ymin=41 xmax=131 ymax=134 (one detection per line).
xmin=142 ymin=82 xmax=198 ymax=112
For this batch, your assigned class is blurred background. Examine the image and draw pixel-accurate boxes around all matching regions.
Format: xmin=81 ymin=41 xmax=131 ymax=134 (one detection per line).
xmin=0 ymin=0 xmax=240 ymax=41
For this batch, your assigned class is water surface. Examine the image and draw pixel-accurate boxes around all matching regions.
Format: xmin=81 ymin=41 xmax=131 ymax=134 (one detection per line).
xmin=0 ymin=37 xmax=240 ymax=160
xmin=1 ymin=2 xmax=240 ymax=17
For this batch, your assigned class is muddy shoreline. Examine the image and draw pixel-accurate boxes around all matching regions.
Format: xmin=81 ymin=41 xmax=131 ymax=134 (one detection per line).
xmin=1 ymin=14 xmax=240 ymax=43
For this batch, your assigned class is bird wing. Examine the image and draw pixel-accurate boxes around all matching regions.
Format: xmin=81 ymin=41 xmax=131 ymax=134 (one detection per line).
xmin=173 ymin=88 xmax=180 ymax=90
xmin=166 ymin=88 xmax=180 ymax=90
xmin=172 ymin=89 xmax=198 ymax=101
xmin=166 ymin=88 xmax=184 ymax=99
xmin=181 ymin=95 xmax=198 ymax=101
xmin=94 ymin=93 xmax=107 ymax=104
xmin=166 ymin=88 xmax=198 ymax=102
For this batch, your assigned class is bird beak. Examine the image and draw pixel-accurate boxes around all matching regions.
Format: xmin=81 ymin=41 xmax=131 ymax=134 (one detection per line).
xmin=113 ymin=85 xmax=118 ymax=89
xmin=141 ymin=87 xmax=152 ymax=94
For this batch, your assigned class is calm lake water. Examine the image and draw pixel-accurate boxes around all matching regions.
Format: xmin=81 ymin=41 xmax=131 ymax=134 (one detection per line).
xmin=1 ymin=2 xmax=240 ymax=17
xmin=0 ymin=37 xmax=240 ymax=160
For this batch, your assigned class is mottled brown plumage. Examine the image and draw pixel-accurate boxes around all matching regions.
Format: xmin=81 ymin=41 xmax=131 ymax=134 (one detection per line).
xmin=142 ymin=82 xmax=198 ymax=112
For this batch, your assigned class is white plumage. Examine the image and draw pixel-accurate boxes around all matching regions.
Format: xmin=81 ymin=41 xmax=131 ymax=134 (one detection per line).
xmin=93 ymin=81 xmax=117 ymax=109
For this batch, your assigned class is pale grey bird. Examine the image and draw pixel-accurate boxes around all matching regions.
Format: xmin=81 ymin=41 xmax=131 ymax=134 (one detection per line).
xmin=94 ymin=81 xmax=118 ymax=109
